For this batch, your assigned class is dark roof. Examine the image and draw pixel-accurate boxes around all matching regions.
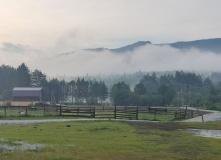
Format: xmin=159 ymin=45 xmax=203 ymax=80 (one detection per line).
xmin=12 ymin=87 xmax=42 ymax=97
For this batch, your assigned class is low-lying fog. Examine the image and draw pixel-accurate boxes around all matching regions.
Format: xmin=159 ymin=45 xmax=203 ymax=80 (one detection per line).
xmin=1 ymin=44 xmax=221 ymax=77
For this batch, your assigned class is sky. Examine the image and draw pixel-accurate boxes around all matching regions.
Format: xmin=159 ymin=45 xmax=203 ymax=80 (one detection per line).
xmin=1 ymin=0 xmax=221 ymax=77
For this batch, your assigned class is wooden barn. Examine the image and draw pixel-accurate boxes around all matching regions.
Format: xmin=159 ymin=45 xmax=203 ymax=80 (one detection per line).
xmin=12 ymin=87 xmax=42 ymax=102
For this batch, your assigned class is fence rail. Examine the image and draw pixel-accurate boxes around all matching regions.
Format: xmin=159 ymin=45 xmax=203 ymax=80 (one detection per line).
xmin=0 ymin=105 xmax=209 ymax=120
xmin=59 ymin=106 xmax=95 ymax=118
xmin=0 ymin=106 xmax=59 ymax=116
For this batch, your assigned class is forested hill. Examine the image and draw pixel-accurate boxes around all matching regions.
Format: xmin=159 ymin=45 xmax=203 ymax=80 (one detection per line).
xmin=85 ymin=38 xmax=221 ymax=54
xmin=1 ymin=63 xmax=221 ymax=110
xmin=169 ymin=38 xmax=221 ymax=53
xmin=85 ymin=41 xmax=151 ymax=53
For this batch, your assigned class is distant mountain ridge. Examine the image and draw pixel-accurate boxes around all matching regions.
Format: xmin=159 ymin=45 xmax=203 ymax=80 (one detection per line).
xmin=169 ymin=38 xmax=221 ymax=53
xmin=59 ymin=38 xmax=221 ymax=56
xmin=86 ymin=38 xmax=221 ymax=54
xmin=86 ymin=41 xmax=151 ymax=53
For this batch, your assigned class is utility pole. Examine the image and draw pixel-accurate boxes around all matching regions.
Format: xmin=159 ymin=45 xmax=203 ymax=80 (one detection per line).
xmin=51 ymin=91 xmax=56 ymax=106
xmin=177 ymin=91 xmax=180 ymax=107
xmin=181 ymin=89 xmax=183 ymax=108
xmin=186 ymin=84 xmax=190 ymax=108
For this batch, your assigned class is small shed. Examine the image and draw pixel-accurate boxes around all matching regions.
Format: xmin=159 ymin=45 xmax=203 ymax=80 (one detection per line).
xmin=12 ymin=87 xmax=42 ymax=102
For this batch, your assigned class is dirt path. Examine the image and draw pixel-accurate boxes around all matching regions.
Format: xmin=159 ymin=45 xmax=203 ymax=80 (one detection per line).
xmin=0 ymin=119 xmax=107 ymax=125
xmin=0 ymin=119 xmax=154 ymax=125
xmin=182 ymin=108 xmax=221 ymax=122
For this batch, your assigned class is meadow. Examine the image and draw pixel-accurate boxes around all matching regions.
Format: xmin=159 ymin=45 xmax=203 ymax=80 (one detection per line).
xmin=0 ymin=121 xmax=220 ymax=160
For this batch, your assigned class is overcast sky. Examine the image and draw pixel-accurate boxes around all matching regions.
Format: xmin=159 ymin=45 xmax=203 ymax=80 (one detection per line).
xmin=0 ymin=0 xmax=221 ymax=76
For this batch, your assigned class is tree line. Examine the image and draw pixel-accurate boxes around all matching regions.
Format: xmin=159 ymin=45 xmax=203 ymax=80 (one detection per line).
xmin=110 ymin=71 xmax=221 ymax=111
xmin=0 ymin=63 xmax=108 ymax=105
xmin=1 ymin=63 xmax=221 ymax=110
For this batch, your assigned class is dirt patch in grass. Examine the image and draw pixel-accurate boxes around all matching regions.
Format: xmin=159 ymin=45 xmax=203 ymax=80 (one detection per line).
xmin=128 ymin=121 xmax=184 ymax=132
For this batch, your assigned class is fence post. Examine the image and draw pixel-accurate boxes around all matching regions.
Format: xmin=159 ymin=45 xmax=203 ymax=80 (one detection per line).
xmin=201 ymin=114 xmax=204 ymax=123
xmin=136 ymin=106 xmax=139 ymax=120
xmin=174 ymin=111 xmax=177 ymax=118
xmin=44 ymin=107 xmax=46 ymax=115
xmin=59 ymin=105 xmax=62 ymax=116
xmin=4 ymin=106 xmax=6 ymax=116
xmin=197 ymin=107 xmax=200 ymax=115
xmin=93 ymin=107 xmax=96 ymax=118
xmin=154 ymin=110 xmax=156 ymax=119
xmin=125 ymin=106 xmax=127 ymax=118
xmin=25 ymin=106 xmax=28 ymax=116
xmin=114 ymin=105 xmax=116 ymax=119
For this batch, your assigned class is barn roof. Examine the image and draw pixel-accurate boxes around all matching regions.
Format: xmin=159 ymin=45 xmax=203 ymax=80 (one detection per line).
xmin=12 ymin=87 xmax=42 ymax=97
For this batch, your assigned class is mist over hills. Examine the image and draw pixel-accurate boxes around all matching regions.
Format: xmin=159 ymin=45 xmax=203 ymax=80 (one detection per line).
xmin=84 ymin=38 xmax=221 ymax=54
xmin=85 ymin=41 xmax=151 ymax=53
xmin=3 ymin=37 xmax=219 ymax=77
xmin=40 ymin=38 xmax=221 ymax=77
xmin=169 ymin=38 xmax=221 ymax=53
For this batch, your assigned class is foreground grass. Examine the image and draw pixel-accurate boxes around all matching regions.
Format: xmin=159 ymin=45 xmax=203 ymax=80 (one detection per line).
xmin=0 ymin=121 xmax=220 ymax=160
xmin=0 ymin=121 xmax=143 ymax=160
xmin=130 ymin=121 xmax=221 ymax=159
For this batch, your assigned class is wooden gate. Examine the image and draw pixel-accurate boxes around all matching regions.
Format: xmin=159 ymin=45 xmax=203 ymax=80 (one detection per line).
xmin=115 ymin=106 xmax=138 ymax=120
xmin=59 ymin=106 xmax=95 ymax=118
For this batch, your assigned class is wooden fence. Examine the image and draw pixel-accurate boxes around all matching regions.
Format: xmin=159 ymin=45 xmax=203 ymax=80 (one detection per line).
xmin=58 ymin=106 xmax=95 ymax=118
xmin=0 ymin=105 xmax=209 ymax=121
xmin=115 ymin=106 xmax=138 ymax=120
xmin=58 ymin=106 xmax=138 ymax=120
xmin=0 ymin=106 xmax=59 ymax=116
xmin=174 ymin=107 xmax=211 ymax=119
xmin=95 ymin=106 xmax=115 ymax=119
xmin=0 ymin=105 xmax=173 ymax=120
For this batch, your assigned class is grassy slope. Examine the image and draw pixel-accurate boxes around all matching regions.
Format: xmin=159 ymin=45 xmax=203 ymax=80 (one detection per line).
xmin=0 ymin=121 xmax=220 ymax=160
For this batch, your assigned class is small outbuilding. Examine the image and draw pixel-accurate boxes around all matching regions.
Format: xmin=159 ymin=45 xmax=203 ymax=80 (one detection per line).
xmin=12 ymin=87 xmax=42 ymax=102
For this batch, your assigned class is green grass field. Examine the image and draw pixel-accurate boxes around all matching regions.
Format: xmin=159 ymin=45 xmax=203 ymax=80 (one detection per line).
xmin=0 ymin=121 xmax=220 ymax=160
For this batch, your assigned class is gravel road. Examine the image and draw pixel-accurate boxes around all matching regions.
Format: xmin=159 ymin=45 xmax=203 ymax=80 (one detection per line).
xmin=0 ymin=119 xmax=154 ymax=125
xmin=182 ymin=107 xmax=221 ymax=122
xmin=0 ymin=119 xmax=107 ymax=125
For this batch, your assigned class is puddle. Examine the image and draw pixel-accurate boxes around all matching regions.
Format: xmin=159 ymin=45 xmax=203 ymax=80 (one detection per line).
xmin=183 ymin=129 xmax=221 ymax=139
xmin=0 ymin=139 xmax=46 ymax=152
